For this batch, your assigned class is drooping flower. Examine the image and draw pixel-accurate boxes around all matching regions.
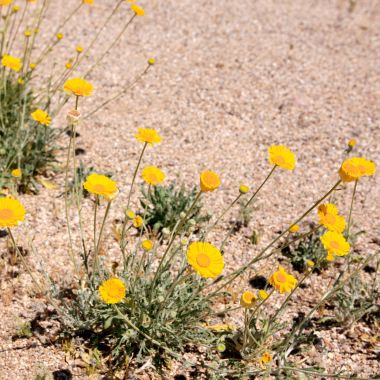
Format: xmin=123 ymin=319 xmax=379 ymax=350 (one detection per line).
xmin=141 ymin=166 xmax=165 ymax=185
xmin=0 ymin=198 xmax=26 ymax=228
xmin=187 ymin=242 xmax=224 ymax=278
xmin=268 ymin=266 xmax=297 ymax=293
xmin=348 ymin=139 xmax=357 ymax=147
xmin=289 ymin=224 xmax=300 ymax=233
xmin=320 ymin=231 xmax=350 ymax=259
xmin=200 ymin=170 xmax=220 ymax=192
xmin=133 ymin=215 xmax=143 ymax=228
xmin=134 ymin=128 xmax=161 ymax=145
xmin=98 ymin=278 xmax=126 ymax=304
xmin=239 ymin=184 xmax=250 ymax=194
xmin=240 ymin=291 xmax=257 ymax=308
xmin=83 ymin=173 xmax=118 ymax=200
xmin=130 ymin=4 xmax=144 ymax=16
xmin=31 ymin=109 xmax=51 ymax=126
xmin=339 ymin=157 xmax=376 ymax=182
xmin=1 ymin=54 xmax=22 ymax=72
xmin=141 ymin=239 xmax=153 ymax=251
xmin=268 ymin=145 xmax=296 ymax=170
xmin=64 ymin=78 xmax=93 ymax=97
xmin=11 ymin=168 xmax=22 ymax=178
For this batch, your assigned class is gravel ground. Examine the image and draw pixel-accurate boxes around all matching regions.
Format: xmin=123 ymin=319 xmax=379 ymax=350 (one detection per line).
xmin=1 ymin=0 xmax=380 ymax=378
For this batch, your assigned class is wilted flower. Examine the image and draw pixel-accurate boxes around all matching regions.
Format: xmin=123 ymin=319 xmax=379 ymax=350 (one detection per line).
xmin=133 ymin=215 xmax=143 ymax=228
xmin=268 ymin=145 xmax=296 ymax=170
xmin=187 ymin=242 xmax=224 ymax=278
xmin=66 ymin=109 xmax=81 ymax=125
xmin=240 ymin=291 xmax=257 ymax=308
xmin=98 ymin=278 xmax=126 ymax=304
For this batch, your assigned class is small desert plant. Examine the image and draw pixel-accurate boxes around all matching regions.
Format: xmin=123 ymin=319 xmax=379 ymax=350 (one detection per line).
xmin=140 ymin=183 xmax=210 ymax=236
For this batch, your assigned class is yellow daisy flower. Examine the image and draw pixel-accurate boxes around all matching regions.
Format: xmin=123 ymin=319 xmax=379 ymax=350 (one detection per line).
xmin=320 ymin=231 xmax=350 ymax=258
xmin=141 ymin=239 xmax=153 ymax=251
xmin=31 ymin=109 xmax=51 ymax=126
xmin=240 ymin=291 xmax=257 ymax=308
xmin=200 ymin=170 xmax=220 ymax=192
xmin=141 ymin=166 xmax=165 ymax=185
xmin=1 ymin=54 xmax=22 ymax=72
xmin=133 ymin=215 xmax=143 ymax=228
xmin=268 ymin=266 xmax=297 ymax=293
xmin=148 ymin=58 xmax=156 ymax=65
xmin=134 ymin=128 xmax=161 ymax=145
xmin=0 ymin=198 xmax=26 ymax=228
xmin=83 ymin=173 xmax=118 ymax=200
xmin=187 ymin=242 xmax=224 ymax=278
xmin=268 ymin=145 xmax=296 ymax=170
xmin=83 ymin=0 xmax=93 ymax=4
xmin=348 ymin=139 xmax=357 ymax=147
xmin=98 ymin=278 xmax=126 ymax=304
xmin=11 ymin=168 xmax=22 ymax=178
xmin=130 ymin=4 xmax=144 ymax=16
xmin=318 ymin=203 xmax=338 ymax=218
xmin=260 ymin=352 xmax=273 ymax=368
xmin=339 ymin=157 xmax=376 ymax=182
xmin=63 ymin=78 xmax=93 ymax=97
xmin=319 ymin=210 xmax=346 ymax=233
xmin=56 ymin=32 xmax=64 ymax=40
xmin=0 ymin=0 xmax=13 ymax=6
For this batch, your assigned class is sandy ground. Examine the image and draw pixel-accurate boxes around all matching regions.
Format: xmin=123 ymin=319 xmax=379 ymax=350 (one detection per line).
xmin=1 ymin=0 xmax=380 ymax=378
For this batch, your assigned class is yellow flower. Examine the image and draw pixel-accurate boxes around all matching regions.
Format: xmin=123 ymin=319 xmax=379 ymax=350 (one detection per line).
xmin=348 ymin=139 xmax=357 ymax=147
xmin=64 ymin=78 xmax=93 ymax=97
xmin=29 ymin=63 xmax=36 ymax=70
xmin=240 ymin=291 xmax=257 ymax=308
xmin=260 ymin=352 xmax=273 ymax=368
xmin=131 ymin=4 xmax=144 ymax=16
xmin=31 ymin=109 xmax=51 ymax=126
xmin=135 ymin=128 xmax=161 ymax=145
xmin=200 ymin=170 xmax=220 ymax=192
xmin=0 ymin=0 xmax=13 ymax=6
xmin=1 ymin=54 xmax=22 ymax=72
xmin=0 ymin=198 xmax=26 ymax=228
xmin=126 ymin=209 xmax=135 ymax=219
xmin=339 ymin=157 xmax=376 ymax=182
xmin=258 ymin=290 xmax=269 ymax=300
xmin=65 ymin=61 xmax=73 ymax=69
xmin=187 ymin=242 xmax=224 ymax=278
xmin=318 ymin=205 xmax=346 ymax=233
xmin=268 ymin=266 xmax=297 ymax=293
xmin=83 ymin=0 xmax=93 ymax=4
xmin=12 ymin=5 xmax=19 ymax=12
xmin=17 ymin=78 xmax=24 ymax=85
xmin=56 ymin=32 xmax=64 ymax=40
xmin=148 ymin=58 xmax=155 ymax=65
xmin=307 ymin=260 xmax=315 ymax=267
xmin=320 ymin=231 xmax=350 ymax=259
xmin=24 ymin=30 xmax=32 ymax=37
xmin=83 ymin=173 xmax=118 ymax=200
xmin=289 ymin=224 xmax=300 ymax=233
xmin=11 ymin=168 xmax=22 ymax=178
xmin=133 ymin=215 xmax=143 ymax=228
xmin=268 ymin=145 xmax=296 ymax=170
xmin=98 ymin=278 xmax=126 ymax=304
xmin=142 ymin=239 xmax=153 ymax=251
xmin=239 ymin=184 xmax=249 ymax=194
xmin=141 ymin=166 xmax=165 ymax=186
xmin=76 ymin=45 xmax=84 ymax=54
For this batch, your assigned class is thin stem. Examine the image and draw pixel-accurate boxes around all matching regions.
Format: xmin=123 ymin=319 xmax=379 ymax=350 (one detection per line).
xmin=346 ymin=179 xmax=357 ymax=238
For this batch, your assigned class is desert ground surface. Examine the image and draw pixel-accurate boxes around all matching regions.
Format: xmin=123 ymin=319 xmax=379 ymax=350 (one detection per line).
xmin=0 ymin=0 xmax=379 ymax=378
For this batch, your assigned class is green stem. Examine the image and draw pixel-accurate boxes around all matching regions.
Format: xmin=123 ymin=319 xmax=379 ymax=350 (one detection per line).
xmin=346 ymin=179 xmax=357 ymax=238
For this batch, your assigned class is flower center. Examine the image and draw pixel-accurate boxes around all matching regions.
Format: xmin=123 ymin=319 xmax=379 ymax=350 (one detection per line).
xmin=330 ymin=240 xmax=340 ymax=250
xmin=0 ymin=208 xmax=13 ymax=220
xmin=344 ymin=163 xmax=359 ymax=176
xmin=93 ymin=184 xmax=105 ymax=193
xmin=148 ymin=173 xmax=158 ymax=183
xmin=275 ymin=155 xmax=285 ymax=165
xmin=204 ymin=173 xmax=218 ymax=186
xmin=276 ymin=272 xmax=287 ymax=283
xmin=196 ymin=253 xmax=211 ymax=268
xmin=325 ymin=214 xmax=336 ymax=224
